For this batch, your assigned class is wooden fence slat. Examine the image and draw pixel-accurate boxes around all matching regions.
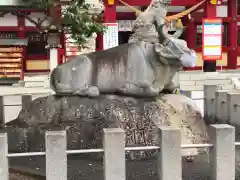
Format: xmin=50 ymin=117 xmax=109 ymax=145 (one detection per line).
xmin=103 ymin=128 xmax=126 ymax=180
xmin=46 ymin=131 xmax=67 ymax=180
xmin=0 ymin=133 xmax=8 ymax=180
xmin=158 ymin=126 xmax=182 ymax=180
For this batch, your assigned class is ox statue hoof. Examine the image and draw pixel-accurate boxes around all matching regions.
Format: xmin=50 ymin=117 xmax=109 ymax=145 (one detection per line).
xmin=87 ymin=86 xmax=100 ymax=97
xmin=144 ymin=86 xmax=160 ymax=96
xmin=74 ymin=86 xmax=100 ymax=97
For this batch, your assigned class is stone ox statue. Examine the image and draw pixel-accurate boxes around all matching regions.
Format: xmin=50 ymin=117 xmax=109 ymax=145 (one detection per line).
xmin=50 ymin=24 xmax=196 ymax=97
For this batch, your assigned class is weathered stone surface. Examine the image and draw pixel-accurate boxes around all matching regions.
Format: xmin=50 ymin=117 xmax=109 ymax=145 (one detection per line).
xmin=5 ymin=94 xmax=207 ymax=158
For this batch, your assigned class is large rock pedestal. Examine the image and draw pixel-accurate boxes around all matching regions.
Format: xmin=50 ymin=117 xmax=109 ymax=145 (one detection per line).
xmin=4 ymin=94 xmax=208 ymax=180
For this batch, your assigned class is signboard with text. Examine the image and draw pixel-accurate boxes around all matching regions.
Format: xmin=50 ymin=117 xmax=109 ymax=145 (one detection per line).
xmin=103 ymin=23 xmax=119 ymax=50
xmin=202 ymin=18 xmax=222 ymax=61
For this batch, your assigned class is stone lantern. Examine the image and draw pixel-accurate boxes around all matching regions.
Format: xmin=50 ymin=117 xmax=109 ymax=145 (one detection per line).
xmin=46 ymin=25 xmax=61 ymax=72
xmin=47 ymin=25 xmax=61 ymax=48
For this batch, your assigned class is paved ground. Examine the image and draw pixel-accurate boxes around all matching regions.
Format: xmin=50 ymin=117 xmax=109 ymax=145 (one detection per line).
xmin=9 ymin=154 xmax=210 ymax=180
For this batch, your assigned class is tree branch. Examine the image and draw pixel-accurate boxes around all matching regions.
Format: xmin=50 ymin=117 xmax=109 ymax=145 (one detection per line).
xmin=11 ymin=12 xmax=44 ymax=32
xmin=38 ymin=14 xmax=49 ymax=26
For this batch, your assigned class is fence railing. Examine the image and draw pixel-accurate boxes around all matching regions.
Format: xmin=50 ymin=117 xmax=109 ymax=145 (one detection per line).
xmin=0 ymin=125 xmax=236 ymax=180
xmin=182 ymin=84 xmax=240 ymax=126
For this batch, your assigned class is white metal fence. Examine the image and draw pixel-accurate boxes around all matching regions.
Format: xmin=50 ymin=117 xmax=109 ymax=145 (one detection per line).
xmin=0 ymin=124 xmax=237 ymax=180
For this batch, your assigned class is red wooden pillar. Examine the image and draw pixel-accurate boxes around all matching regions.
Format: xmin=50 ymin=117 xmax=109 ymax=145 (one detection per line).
xmin=96 ymin=0 xmax=116 ymax=51
xmin=17 ymin=16 xmax=26 ymax=80
xmin=203 ymin=1 xmax=217 ymax=72
xmin=184 ymin=18 xmax=196 ymax=49
xmin=183 ymin=17 xmax=197 ymax=71
xmin=227 ymin=0 xmax=238 ymax=69
xmin=49 ymin=4 xmax=62 ymax=68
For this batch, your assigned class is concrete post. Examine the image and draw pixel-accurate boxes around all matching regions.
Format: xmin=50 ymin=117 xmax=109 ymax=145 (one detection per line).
xmin=21 ymin=95 xmax=32 ymax=109
xmin=46 ymin=131 xmax=67 ymax=180
xmin=215 ymin=90 xmax=228 ymax=124
xmin=0 ymin=133 xmax=8 ymax=180
xmin=103 ymin=128 xmax=125 ymax=180
xmin=204 ymin=85 xmax=218 ymax=124
xmin=227 ymin=92 xmax=240 ymax=126
xmin=0 ymin=96 xmax=4 ymax=126
xmin=209 ymin=124 xmax=235 ymax=180
xmin=158 ymin=126 xmax=181 ymax=180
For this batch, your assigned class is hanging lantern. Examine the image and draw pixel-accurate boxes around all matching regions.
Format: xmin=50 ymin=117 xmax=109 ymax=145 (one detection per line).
xmin=108 ymin=0 xmax=114 ymax=5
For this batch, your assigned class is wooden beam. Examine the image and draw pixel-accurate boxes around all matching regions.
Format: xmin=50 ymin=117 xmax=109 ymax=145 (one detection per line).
xmin=0 ymin=6 xmax=43 ymax=12
xmin=116 ymin=0 xmax=199 ymax=6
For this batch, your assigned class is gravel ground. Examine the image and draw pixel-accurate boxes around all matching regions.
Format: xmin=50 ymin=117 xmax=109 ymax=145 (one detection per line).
xmin=8 ymin=130 xmax=240 ymax=180
xmin=8 ymin=150 xmax=240 ymax=180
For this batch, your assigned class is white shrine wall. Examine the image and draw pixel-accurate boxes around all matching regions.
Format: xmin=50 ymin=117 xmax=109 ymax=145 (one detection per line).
xmin=0 ymin=14 xmax=18 ymax=26
xmin=0 ymin=0 xmax=21 ymax=6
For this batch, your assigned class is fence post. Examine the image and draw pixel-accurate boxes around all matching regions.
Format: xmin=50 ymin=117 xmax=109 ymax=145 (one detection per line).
xmin=21 ymin=95 xmax=32 ymax=109
xmin=227 ymin=92 xmax=240 ymax=126
xmin=0 ymin=133 xmax=8 ymax=180
xmin=204 ymin=85 xmax=218 ymax=124
xmin=215 ymin=90 xmax=228 ymax=124
xmin=46 ymin=131 xmax=67 ymax=180
xmin=0 ymin=96 xmax=4 ymax=126
xmin=181 ymin=90 xmax=192 ymax=98
xmin=158 ymin=126 xmax=181 ymax=180
xmin=209 ymin=124 xmax=235 ymax=180
xmin=103 ymin=128 xmax=125 ymax=180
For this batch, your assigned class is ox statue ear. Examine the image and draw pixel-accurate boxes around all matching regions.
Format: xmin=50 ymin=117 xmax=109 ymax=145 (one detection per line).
xmin=172 ymin=27 xmax=185 ymax=38
xmin=155 ymin=21 xmax=184 ymax=40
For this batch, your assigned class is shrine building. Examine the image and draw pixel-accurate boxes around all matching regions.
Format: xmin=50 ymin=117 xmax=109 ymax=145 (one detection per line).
xmin=0 ymin=0 xmax=238 ymax=83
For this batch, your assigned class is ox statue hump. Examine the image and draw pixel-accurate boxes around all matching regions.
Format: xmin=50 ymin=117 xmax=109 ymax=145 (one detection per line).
xmin=50 ymin=24 xmax=196 ymax=97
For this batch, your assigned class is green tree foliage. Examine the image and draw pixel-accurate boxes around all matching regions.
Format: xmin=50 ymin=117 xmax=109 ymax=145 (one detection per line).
xmin=21 ymin=0 xmax=106 ymax=48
